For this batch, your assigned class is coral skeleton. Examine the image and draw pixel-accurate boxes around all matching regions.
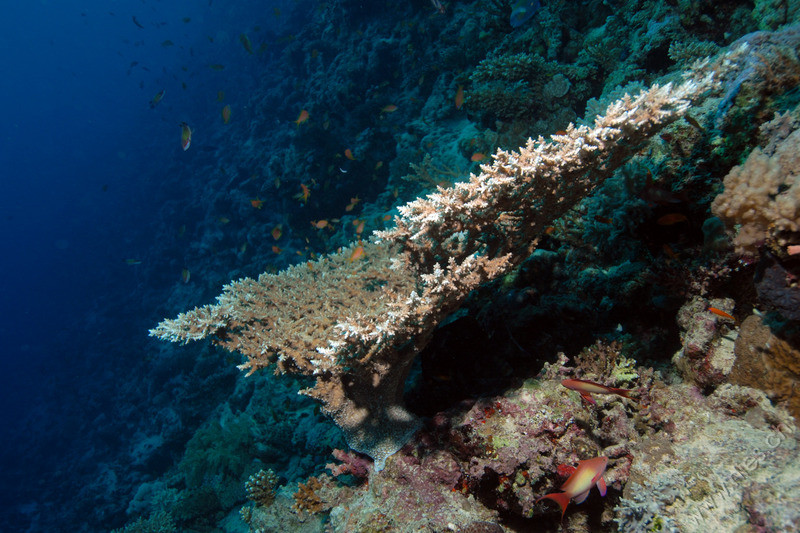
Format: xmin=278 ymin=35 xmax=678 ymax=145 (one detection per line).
xmin=151 ymin=52 xmax=744 ymax=469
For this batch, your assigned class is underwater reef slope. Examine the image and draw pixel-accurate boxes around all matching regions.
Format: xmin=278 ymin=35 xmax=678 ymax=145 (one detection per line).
xmin=133 ymin=8 xmax=800 ymax=533
xmin=152 ymin=54 xmax=722 ymax=468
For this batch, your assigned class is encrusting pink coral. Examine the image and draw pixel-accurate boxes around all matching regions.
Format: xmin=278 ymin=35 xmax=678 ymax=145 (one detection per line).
xmin=151 ymin=47 xmax=751 ymax=470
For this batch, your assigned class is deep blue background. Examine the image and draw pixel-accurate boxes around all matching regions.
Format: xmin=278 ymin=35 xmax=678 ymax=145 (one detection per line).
xmin=0 ymin=0 xmax=302 ymax=526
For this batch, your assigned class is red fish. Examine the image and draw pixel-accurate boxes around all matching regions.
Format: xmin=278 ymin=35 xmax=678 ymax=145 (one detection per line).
xmin=708 ymin=307 xmax=735 ymax=322
xmin=561 ymin=378 xmax=632 ymax=405
xmin=538 ymin=456 xmax=608 ymax=521
xmin=656 ymin=213 xmax=688 ymax=226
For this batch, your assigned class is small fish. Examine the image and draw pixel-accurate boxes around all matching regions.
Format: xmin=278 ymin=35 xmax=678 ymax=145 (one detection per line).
xmin=561 ymin=378 xmax=632 ymax=405
xmin=348 ymin=244 xmax=366 ymax=262
xmin=217 ymin=217 xmax=230 ymax=224
xmin=537 ymin=456 xmax=608 ymax=521
xmin=344 ymin=148 xmax=356 ymax=161
xmin=239 ymin=33 xmax=253 ymax=54
xmin=274 ymin=176 xmax=281 ymax=189
xmin=182 ymin=17 xmax=191 ymax=23
xmin=375 ymin=161 xmax=384 ymax=170
xmin=179 ymin=122 xmax=192 ymax=151
xmin=181 ymin=268 xmax=191 ymax=283
xmin=311 ymin=219 xmax=329 ymax=229
xmin=353 ymin=219 xmax=365 ymax=235
xmin=656 ymin=213 xmax=688 ymax=226
xmin=271 ymin=225 xmax=283 ymax=240
xmin=454 ymin=85 xmax=464 ymax=109
xmin=149 ymin=89 xmax=165 ymax=108
xmin=708 ymin=307 xmax=736 ymax=322
xmin=161 ymin=39 xmax=174 ymax=47
xmin=250 ymin=197 xmax=264 ymax=209
xmin=294 ymin=109 xmax=309 ymax=127
xmin=510 ymin=0 xmax=541 ymax=28
xmin=662 ymin=243 xmax=680 ymax=261
xmin=221 ymin=104 xmax=231 ymax=124
xmin=345 ymin=196 xmax=360 ymax=212
xmin=381 ymin=104 xmax=398 ymax=113
xmin=470 ymin=152 xmax=486 ymax=162
xmin=123 ymin=258 xmax=142 ymax=265
xmin=295 ymin=183 xmax=310 ymax=203
xmin=271 ymin=245 xmax=282 ymax=254
xmin=209 ymin=63 xmax=225 ymax=70
xmin=132 ymin=16 xmax=144 ymax=29
xmin=685 ymin=114 xmax=704 ymax=131
xmin=217 ymin=90 xmax=225 ymax=102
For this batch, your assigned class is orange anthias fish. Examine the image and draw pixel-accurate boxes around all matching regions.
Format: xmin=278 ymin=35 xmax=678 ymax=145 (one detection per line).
xmin=345 ymin=196 xmax=360 ymax=212
xmin=271 ymin=224 xmax=282 ymax=240
xmin=470 ymin=152 xmax=486 ymax=162
xmin=381 ymin=104 xmax=398 ymax=113
xmin=455 ymin=85 xmax=465 ymax=109
xmin=294 ymin=109 xmax=309 ymax=127
xmin=538 ymin=456 xmax=608 ymax=521
xmin=561 ymin=379 xmax=632 ymax=405
xmin=221 ymin=104 xmax=231 ymax=124
xmin=179 ymin=122 xmax=192 ymax=151
xmin=298 ymin=183 xmax=310 ymax=203
xmin=250 ymin=197 xmax=264 ymax=209
xmin=348 ymin=243 xmax=366 ymax=262
xmin=344 ymin=148 xmax=356 ymax=161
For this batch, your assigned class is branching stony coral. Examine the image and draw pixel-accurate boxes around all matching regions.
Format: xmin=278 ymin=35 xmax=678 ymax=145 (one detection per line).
xmin=245 ymin=469 xmax=279 ymax=507
xmin=151 ymin=46 xmax=757 ymax=470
